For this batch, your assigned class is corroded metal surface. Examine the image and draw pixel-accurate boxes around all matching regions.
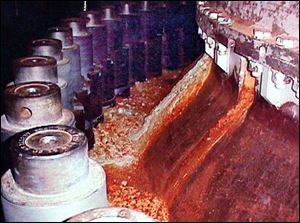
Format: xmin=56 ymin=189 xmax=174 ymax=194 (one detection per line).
xmin=90 ymin=54 xmax=298 ymax=222
xmin=10 ymin=125 xmax=88 ymax=194
xmin=196 ymin=1 xmax=299 ymax=79
xmin=170 ymin=95 xmax=299 ymax=222
xmin=137 ymin=64 xmax=238 ymax=194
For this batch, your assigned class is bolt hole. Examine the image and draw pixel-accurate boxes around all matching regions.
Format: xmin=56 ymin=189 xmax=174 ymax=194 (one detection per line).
xmin=20 ymin=107 xmax=32 ymax=120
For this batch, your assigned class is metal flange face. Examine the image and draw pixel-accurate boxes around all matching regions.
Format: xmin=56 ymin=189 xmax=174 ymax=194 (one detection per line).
xmin=11 ymin=125 xmax=86 ymax=156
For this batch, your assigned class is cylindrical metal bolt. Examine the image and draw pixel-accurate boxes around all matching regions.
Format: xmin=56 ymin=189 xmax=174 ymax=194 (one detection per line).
xmin=80 ymin=11 xmax=107 ymax=66
xmin=1 ymin=125 xmax=108 ymax=222
xmin=61 ymin=18 xmax=93 ymax=79
xmin=30 ymin=38 xmax=63 ymax=61
xmin=66 ymin=207 xmax=155 ymax=222
xmin=14 ymin=56 xmax=58 ymax=84
xmin=30 ymin=38 xmax=73 ymax=110
xmin=101 ymin=6 xmax=122 ymax=60
xmin=4 ymin=82 xmax=63 ymax=127
xmin=10 ymin=125 xmax=89 ymax=195
xmin=48 ymin=27 xmax=82 ymax=92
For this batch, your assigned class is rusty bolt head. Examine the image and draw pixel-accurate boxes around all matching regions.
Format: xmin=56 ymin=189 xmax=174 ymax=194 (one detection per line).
xmin=227 ymin=39 xmax=235 ymax=48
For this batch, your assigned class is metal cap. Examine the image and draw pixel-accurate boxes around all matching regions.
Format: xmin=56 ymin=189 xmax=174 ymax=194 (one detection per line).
xmin=14 ymin=56 xmax=58 ymax=84
xmin=4 ymin=81 xmax=63 ymax=127
xmin=60 ymin=17 xmax=89 ymax=36
xmin=80 ymin=10 xmax=103 ymax=27
xmin=101 ymin=6 xmax=117 ymax=20
xmin=119 ymin=2 xmax=135 ymax=15
xmin=47 ymin=26 xmax=74 ymax=48
xmin=139 ymin=1 xmax=154 ymax=11
xmin=10 ymin=125 xmax=88 ymax=195
xmin=30 ymin=38 xmax=63 ymax=61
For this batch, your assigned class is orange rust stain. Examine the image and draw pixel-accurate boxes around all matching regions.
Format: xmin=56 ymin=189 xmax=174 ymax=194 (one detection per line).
xmin=136 ymin=59 xmax=213 ymax=165
xmin=163 ymin=71 xmax=255 ymax=206
xmin=91 ymin=57 xmax=258 ymax=222
xmin=90 ymin=70 xmax=181 ymax=162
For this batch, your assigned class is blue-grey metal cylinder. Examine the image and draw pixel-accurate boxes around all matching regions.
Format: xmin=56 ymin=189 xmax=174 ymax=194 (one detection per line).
xmin=80 ymin=11 xmax=107 ymax=66
xmin=101 ymin=6 xmax=122 ymax=60
xmin=102 ymin=59 xmax=115 ymax=107
xmin=13 ymin=56 xmax=58 ymax=84
xmin=29 ymin=38 xmax=73 ymax=110
xmin=114 ymin=46 xmax=130 ymax=98
xmin=61 ymin=18 xmax=93 ymax=79
xmin=131 ymin=42 xmax=146 ymax=83
xmin=48 ymin=27 xmax=82 ymax=93
xmin=138 ymin=2 xmax=162 ymax=77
